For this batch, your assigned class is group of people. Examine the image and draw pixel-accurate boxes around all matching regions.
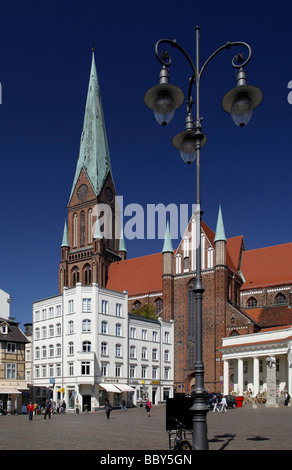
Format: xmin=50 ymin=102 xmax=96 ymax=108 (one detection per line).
xmin=105 ymin=398 xmax=152 ymax=419
xmin=212 ymin=395 xmax=228 ymax=413
xmin=27 ymin=400 xmax=67 ymax=420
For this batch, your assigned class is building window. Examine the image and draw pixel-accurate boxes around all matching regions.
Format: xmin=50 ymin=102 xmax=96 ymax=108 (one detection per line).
xmin=73 ymin=267 xmax=79 ymax=287
xmin=82 ymin=298 xmax=92 ymax=312
xmin=42 ymin=326 xmax=47 ymax=339
xmin=68 ymin=363 xmax=74 ymax=376
xmin=35 ymin=328 xmax=40 ymax=340
xmin=275 ymin=292 xmax=286 ymax=305
xmin=73 ymin=213 xmax=78 ymax=248
xmin=49 ymin=325 xmax=54 ymax=337
xmin=164 ymin=368 xmax=170 ymax=380
xmin=152 ymin=367 xmax=158 ymax=379
xmin=152 ymin=348 xmax=158 ymax=361
xmin=155 ymin=298 xmax=163 ymax=315
xmin=116 ymin=323 xmax=122 ymax=336
xmin=49 ymin=307 xmax=54 ymax=318
xmin=83 ymin=341 xmax=91 ymax=352
xmin=68 ymin=342 xmax=74 ymax=355
xmin=115 ymin=364 xmax=121 ymax=377
xmin=130 ymin=345 xmax=136 ymax=359
xmin=101 ymin=363 xmax=107 ymax=377
xmin=49 ymin=364 xmax=54 ymax=377
xmin=82 ymin=319 xmax=91 ymax=333
xmin=142 ymin=329 xmax=147 ymax=340
xmin=130 ymin=327 xmax=136 ymax=338
xmin=56 ymin=305 xmax=62 ymax=316
xmin=164 ymin=331 xmax=170 ymax=343
xmin=80 ymin=211 xmax=85 ymax=247
xmin=56 ymin=364 xmax=61 ymax=377
xmin=115 ymin=344 xmax=122 ymax=357
xmin=101 ymin=321 xmax=108 ymax=335
xmin=116 ymin=303 xmax=122 ymax=317
xmin=164 ymin=350 xmax=170 ymax=362
xmin=6 ymin=343 xmax=17 ymax=353
xmin=141 ymin=365 xmax=147 ymax=379
xmin=141 ymin=347 xmax=147 ymax=360
xmin=56 ymin=344 xmax=62 ymax=356
xmin=81 ymin=362 xmax=90 ymax=375
xmin=56 ymin=323 xmax=62 ymax=336
xmin=152 ymin=331 xmax=158 ymax=342
xmin=49 ymin=345 xmax=54 ymax=357
xmin=247 ymin=297 xmax=257 ymax=308
xmin=84 ymin=265 xmax=92 ymax=285
xmin=68 ymin=300 xmax=74 ymax=313
xmin=101 ymin=342 xmax=108 ymax=355
xmin=35 ymin=347 xmax=40 ymax=359
xmin=42 ymin=346 xmax=47 ymax=359
xmin=101 ymin=300 xmax=108 ymax=314
xmin=130 ymin=365 xmax=136 ymax=378
xmin=68 ymin=320 xmax=74 ymax=334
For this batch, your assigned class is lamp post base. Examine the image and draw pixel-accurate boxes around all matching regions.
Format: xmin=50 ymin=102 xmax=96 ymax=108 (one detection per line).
xmin=190 ymin=391 xmax=209 ymax=450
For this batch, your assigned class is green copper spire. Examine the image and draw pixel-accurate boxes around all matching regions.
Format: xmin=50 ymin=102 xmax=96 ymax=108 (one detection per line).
xmin=118 ymin=229 xmax=127 ymax=253
xmin=61 ymin=220 xmax=69 ymax=247
xmin=69 ymin=50 xmax=114 ymax=202
xmin=214 ymin=204 xmax=226 ymax=242
xmin=162 ymin=220 xmax=173 ymax=253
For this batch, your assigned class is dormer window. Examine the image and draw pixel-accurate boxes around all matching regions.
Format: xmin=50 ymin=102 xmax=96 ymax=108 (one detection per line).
xmin=0 ymin=323 xmax=8 ymax=334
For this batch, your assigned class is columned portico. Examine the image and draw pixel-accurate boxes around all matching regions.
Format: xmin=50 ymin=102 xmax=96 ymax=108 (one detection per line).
xmin=221 ymin=327 xmax=292 ymax=398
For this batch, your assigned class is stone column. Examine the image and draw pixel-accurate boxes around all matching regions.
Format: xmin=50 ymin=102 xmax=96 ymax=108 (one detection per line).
xmin=253 ymin=357 xmax=260 ymax=397
xmin=238 ymin=358 xmax=243 ymax=395
xmin=265 ymin=356 xmax=277 ymax=407
xmin=223 ymin=360 xmax=229 ymax=396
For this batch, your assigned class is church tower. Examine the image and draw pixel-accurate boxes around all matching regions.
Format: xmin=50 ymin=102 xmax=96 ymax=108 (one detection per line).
xmin=59 ymin=48 xmax=122 ymax=292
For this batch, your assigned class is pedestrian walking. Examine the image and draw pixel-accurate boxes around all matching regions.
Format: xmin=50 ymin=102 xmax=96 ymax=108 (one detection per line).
xmin=44 ymin=400 xmax=51 ymax=419
xmin=105 ymin=400 xmax=112 ymax=419
xmin=213 ymin=395 xmax=220 ymax=412
xmin=62 ymin=400 xmax=66 ymax=414
xmin=284 ymin=391 xmax=290 ymax=406
xmin=34 ymin=402 xmax=38 ymax=416
xmin=27 ymin=402 xmax=34 ymax=421
xmin=121 ymin=398 xmax=127 ymax=411
xmin=219 ymin=396 xmax=227 ymax=412
xmin=139 ymin=397 xmax=143 ymax=407
xmin=145 ymin=399 xmax=152 ymax=417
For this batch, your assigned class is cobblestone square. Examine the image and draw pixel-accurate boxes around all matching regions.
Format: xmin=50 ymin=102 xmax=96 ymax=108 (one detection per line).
xmin=0 ymin=404 xmax=291 ymax=451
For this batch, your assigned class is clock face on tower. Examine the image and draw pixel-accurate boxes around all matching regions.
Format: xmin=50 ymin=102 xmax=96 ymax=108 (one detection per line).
xmin=77 ymin=184 xmax=88 ymax=200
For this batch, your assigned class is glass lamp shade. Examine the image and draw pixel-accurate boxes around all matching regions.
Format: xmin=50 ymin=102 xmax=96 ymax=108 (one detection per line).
xmin=179 ymin=135 xmax=197 ymax=164
xmin=222 ymin=84 xmax=262 ymax=127
xmin=172 ymin=130 xmax=207 ymax=164
xmin=231 ymin=94 xmax=253 ymax=127
xmin=153 ymin=91 xmax=176 ymax=126
xmin=144 ymin=83 xmax=184 ymax=126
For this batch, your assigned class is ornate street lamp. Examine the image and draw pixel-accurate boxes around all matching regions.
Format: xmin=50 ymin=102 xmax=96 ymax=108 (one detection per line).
xmin=144 ymin=26 xmax=262 ymax=450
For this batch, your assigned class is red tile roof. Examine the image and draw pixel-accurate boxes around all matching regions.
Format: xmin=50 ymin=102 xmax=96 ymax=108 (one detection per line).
xmin=243 ymin=306 xmax=292 ymax=327
xmin=241 ymin=243 xmax=292 ymax=290
xmin=107 ymin=252 xmax=163 ymax=296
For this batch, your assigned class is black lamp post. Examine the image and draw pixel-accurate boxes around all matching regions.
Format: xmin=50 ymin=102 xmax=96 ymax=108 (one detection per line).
xmin=144 ymin=26 xmax=262 ymax=450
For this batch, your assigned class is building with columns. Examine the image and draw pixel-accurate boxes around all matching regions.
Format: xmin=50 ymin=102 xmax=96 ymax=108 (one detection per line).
xmin=221 ymin=326 xmax=292 ymax=397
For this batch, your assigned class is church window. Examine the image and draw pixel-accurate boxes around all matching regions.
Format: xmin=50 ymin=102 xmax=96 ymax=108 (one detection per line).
xmin=247 ymin=297 xmax=257 ymax=308
xmin=133 ymin=301 xmax=141 ymax=310
xmin=155 ymin=298 xmax=163 ymax=315
xmin=88 ymin=209 xmax=93 ymax=244
xmin=275 ymin=292 xmax=286 ymax=304
xmin=73 ymin=213 xmax=78 ymax=248
xmin=80 ymin=211 xmax=85 ymax=246
xmin=84 ymin=265 xmax=92 ymax=285
xmin=73 ymin=267 xmax=79 ymax=286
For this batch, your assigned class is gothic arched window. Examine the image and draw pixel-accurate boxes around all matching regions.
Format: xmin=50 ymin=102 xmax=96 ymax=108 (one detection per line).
xmin=84 ymin=264 xmax=92 ymax=285
xmin=80 ymin=211 xmax=85 ymax=247
xmin=247 ymin=297 xmax=257 ymax=308
xmin=275 ymin=292 xmax=286 ymax=305
xmin=72 ymin=267 xmax=79 ymax=287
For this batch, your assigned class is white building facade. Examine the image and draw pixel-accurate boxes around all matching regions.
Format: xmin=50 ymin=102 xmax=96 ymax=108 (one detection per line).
xmin=32 ymin=283 xmax=173 ymax=411
xmin=221 ymin=326 xmax=292 ymax=397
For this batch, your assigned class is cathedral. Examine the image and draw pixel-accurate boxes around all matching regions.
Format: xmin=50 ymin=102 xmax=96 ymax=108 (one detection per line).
xmin=59 ymin=49 xmax=292 ymax=396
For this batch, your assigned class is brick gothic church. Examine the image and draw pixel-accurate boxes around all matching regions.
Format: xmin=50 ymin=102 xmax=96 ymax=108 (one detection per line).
xmin=59 ymin=50 xmax=292 ymax=394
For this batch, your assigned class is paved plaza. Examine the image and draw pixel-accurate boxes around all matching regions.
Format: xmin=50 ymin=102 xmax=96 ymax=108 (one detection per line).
xmin=0 ymin=403 xmax=291 ymax=451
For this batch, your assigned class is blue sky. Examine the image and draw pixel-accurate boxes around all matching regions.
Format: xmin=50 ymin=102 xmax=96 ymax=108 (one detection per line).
xmin=0 ymin=0 xmax=291 ymax=327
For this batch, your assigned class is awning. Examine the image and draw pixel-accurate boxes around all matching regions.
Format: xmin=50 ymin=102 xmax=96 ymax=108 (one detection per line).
xmin=115 ymin=384 xmax=135 ymax=392
xmin=0 ymin=388 xmax=22 ymax=394
xmin=99 ymin=383 xmax=121 ymax=393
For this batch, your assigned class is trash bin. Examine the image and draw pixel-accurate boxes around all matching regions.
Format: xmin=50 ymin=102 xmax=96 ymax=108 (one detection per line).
xmin=235 ymin=396 xmax=243 ymax=408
